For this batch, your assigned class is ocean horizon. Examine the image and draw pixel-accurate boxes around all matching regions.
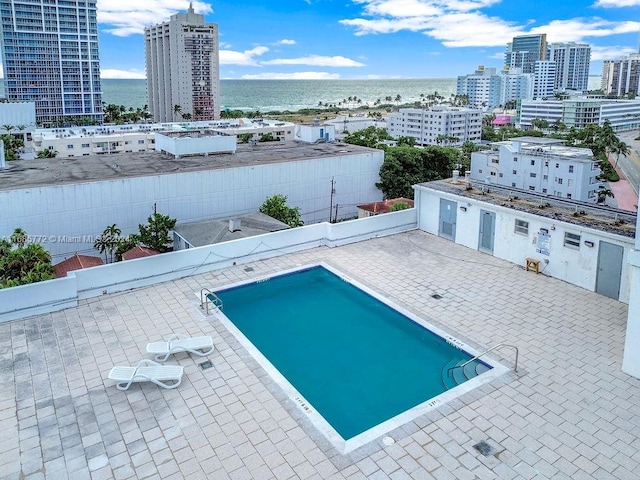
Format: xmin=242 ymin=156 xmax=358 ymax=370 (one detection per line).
xmin=0 ymin=76 xmax=603 ymax=112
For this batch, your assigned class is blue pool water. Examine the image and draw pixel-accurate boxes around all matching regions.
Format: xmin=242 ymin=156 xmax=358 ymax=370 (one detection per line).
xmin=216 ymin=266 xmax=490 ymax=441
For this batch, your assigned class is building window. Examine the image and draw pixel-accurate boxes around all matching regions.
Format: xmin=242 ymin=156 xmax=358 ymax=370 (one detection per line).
xmin=567 ymin=193 xmax=572 ymax=199
xmin=530 ymin=173 xmax=536 ymax=178
xmin=478 ymin=169 xmax=483 ymax=174
xmin=499 ymin=173 xmax=503 ymax=177
xmin=542 ymin=188 xmax=547 ymax=193
xmin=512 ymin=170 xmax=517 ymax=174
xmin=138 ymin=140 xmax=145 ymax=144
xmin=530 ymin=160 xmax=535 ymax=166
xmin=67 ymin=144 xmax=74 ymax=149
xmin=564 ymin=232 xmax=581 ymax=249
xmin=555 ymin=163 xmax=559 ymax=168
xmin=556 ymin=177 xmax=563 ymax=184
xmin=529 ymin=186 xmax=535 ymax=191
xmin=514 ymin=219 xmax=529 ymax=235
xmin=569 ymin=165 xmax=574 ymax=173
xmin=513 ymin=156 xmax=518 ymax=162
xmin=82 ymin=143 xmax=89 ymax=148
xmin=543 ymin=175 xmax=548 ymax=180
xmin=512 ymin=182 xmax=516 ymax=187
xmin=490 ymin=171 xmax=496 ymax=176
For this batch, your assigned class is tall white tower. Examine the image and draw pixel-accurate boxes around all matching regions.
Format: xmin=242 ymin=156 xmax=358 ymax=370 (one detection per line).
xmin=145 ymin=3 xmax=220 ymax=122
xmin=0 ymin=0 xmax=103 ymax=126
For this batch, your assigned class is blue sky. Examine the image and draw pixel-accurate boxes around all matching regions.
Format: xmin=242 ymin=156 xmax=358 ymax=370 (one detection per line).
xmin=97 ymin=0 xmax=640 ymax=79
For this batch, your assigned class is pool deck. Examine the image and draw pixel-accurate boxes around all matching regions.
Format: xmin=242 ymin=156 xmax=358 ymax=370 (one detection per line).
xmin=1 ymin=231 xmax=639 ymax=479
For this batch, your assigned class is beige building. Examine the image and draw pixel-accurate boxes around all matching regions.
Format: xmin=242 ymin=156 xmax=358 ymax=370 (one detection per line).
xmin=145 ymin=4 xmax=220 ymax=123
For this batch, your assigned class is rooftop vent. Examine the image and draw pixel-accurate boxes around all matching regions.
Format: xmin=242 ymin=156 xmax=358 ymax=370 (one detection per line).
xmin=229 ymin=218 xmax=241 ymax=232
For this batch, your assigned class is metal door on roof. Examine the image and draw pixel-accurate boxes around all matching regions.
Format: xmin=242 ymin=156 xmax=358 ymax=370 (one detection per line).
xmin=596 ymin=241 xmax=624 ymax=299
xmin=438 ymin=199 xmax=457 ymax=241
xmin=478 ymin=210 xmax=495 ymax=254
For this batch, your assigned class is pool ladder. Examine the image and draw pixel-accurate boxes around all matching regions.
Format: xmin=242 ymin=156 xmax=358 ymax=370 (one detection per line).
xmin=200 ymin=288 xmax=223 ymax=315
xmin=450 ymin=343 xmax=519 ymax=373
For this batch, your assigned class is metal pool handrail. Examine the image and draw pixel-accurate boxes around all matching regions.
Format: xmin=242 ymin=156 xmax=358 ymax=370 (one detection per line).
xmin=454 ymin=343 xmax=519 ymax=373
xmin=200 ymin=288 xmax=223 ymax=315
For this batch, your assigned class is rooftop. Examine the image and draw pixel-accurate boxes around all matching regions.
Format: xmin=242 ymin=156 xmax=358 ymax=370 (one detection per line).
xmin=0 ymin=141 xmax=376 ymax=191
xmin=174 ymin=212 xmax=290 ymax=247
xmin=421 ymin=178 xmax=637 ymax=238
xmin=53 ymin=253 xmax=104 ymax=278
xmin=2 ymin=231 xmax=637 ymax=478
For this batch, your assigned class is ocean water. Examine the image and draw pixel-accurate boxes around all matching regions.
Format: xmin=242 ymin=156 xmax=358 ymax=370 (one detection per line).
xmin=0 ymin=76 xmax=603 ymax=111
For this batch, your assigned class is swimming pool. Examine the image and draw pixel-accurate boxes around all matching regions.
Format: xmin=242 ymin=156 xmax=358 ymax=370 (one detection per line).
xmin=212 ymin=264 xmax=507 ymax=453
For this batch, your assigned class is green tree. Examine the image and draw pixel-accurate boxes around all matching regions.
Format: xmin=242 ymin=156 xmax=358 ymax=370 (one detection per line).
xmin=0 ymin=229 xmax=54 ymax=287
xmin=259 ymin=132 xmax=276 ymax=142
xmin=343 ymin=126 xmax=392 ymax=149
xmin=259 ymin=194 xmax=303 ymax=227
xmin=114 ymin=235 xmax=140 ymax=262
xmin=94 ymin=224 xmax=122 ymax=263
xmin=376 ymin=145 xmax=456 ymax=198
xmin=1 ymin=134 xmax=24 ymax=161
xmin=138 ymin=212 xmax=177 ymax=253
xmin=597 ymin=187 xmax=614 ymax=204
xmin=238 ymin=133 xmax=253 ymax=144
xmin=531 ymin=118 xmax=549 ymax=131
xmin=37 ymin=148 xmax=58 ymax=159
xmin=396 ymin=136 xmax=416 ymax=147
xmin=390 ymin=202 xmax=411 ymax=212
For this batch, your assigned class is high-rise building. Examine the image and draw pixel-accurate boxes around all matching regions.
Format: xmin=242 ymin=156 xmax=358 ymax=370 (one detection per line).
xmin=505 ymin=34 xmax=547 ymax=74
xmin=145 ymin=4 xmax=220 ymax=123
xmin=602 ymin=54 xmax=640 ymax=96
xmin=548 ymin=42 xmax=591 ymax=91
xmin=457 ymin=65 xmax=534 ymax=109
xmin=533 ymin=60 xmax=556 ymax=99
xmin=0 ymin=0 xmax=103 ymax=126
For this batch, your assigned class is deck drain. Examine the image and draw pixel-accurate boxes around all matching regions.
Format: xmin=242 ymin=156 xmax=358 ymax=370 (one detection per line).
xmin=431 ymin=294 xmax=443 ymax=299
xmin=473 ymin=440 xmax=496 ymax=456
xmin=244 ymin=267 xmax=254 ymax=272
xmin=199 ymin=360 xmax=213 ymax=370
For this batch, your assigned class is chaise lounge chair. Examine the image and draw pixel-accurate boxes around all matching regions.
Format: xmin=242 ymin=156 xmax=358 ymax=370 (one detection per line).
xmin=146 ymin=333 xmax=215 ymax=362
xmin=108 ymin=359 xmax=184 ymax=391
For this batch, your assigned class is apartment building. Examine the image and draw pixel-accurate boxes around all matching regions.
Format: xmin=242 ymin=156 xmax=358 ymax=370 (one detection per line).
xmin=505 ymin=34 xmax=547 ymax=74
xmin=518 ymin=98 xmax=640 ymax=131
xmin=548 ymin=42 xmax=591 ymax=92
xmin=0 ymin=0 xmax=103 ymax=125
xmin=31 ymin=119 xmax=295 ymax=158
xmin=386 ymin=106 xmax=482 ymax=146
xmin=470 ymin=137 xmax=604 ymax=202
xmin=602 ymin=53 xmax=640 ymax=96
xmin=145 ymin=4 xmax=220 ymax=122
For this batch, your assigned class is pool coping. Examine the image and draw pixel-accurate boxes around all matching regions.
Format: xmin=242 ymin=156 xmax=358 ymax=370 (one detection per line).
xmin=203 ymin=262 xmax=511 ymax=455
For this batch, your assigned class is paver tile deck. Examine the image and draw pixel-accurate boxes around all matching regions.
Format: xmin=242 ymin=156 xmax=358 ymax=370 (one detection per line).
xmin=1 ymin=231 xmax=639 ymax=479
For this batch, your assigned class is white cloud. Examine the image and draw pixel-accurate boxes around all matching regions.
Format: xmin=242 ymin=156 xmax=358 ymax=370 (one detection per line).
xmin=220 ymin=46 xmax=269 ymax=66
xmin=97 ymin=0 xmax=213 ymax=36
xmin=241 ymin=72 xmax=341 ymax=79
xmin=261 ymin=55 xmax=365 ymax=67
xmin=594 ymin=0 xmax=640 ymax=6
xmin=275 ymin=39 xmax=297 ymax=45
xmin=101 ymin=68 xmax=146 ymax=79
xmin=342 ymin=0 xmax=640 ymax=50
xmin=590 ymin=44 xmax=638 ymax=60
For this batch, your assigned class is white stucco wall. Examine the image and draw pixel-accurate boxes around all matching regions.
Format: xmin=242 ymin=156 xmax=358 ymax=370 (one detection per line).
xmin=0 ymin=151 xmax=384 ymax=262
xmin=414 ymin=185 xmax=634 ymax=303
xmin=155 ymin=133 xmax=237 ymax=156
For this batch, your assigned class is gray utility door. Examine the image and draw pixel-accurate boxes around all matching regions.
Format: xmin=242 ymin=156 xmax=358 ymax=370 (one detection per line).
xmin=438 ymin=199 xmax=457 ymax=240
xmin=478 ymin=210 xmax=496 ymax=254
xmin=596 ymin=241 xmax=624 ymax=299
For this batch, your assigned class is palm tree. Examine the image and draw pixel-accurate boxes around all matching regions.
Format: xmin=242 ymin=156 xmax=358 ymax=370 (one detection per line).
xmin=394 ymin=94 xmax=402 ymax=105
xmin=2 ymin=124 xmax=14 ymax=134
xmin=597 ymin=188 xmax=614 ymax=204
xmin=173 ymin=104 xmax=182 ymax=120
xmin=611 ymin=139 xmax=631 ymax=167
xmin=10 ymin=228 xmax=28 ymax=248
xmin=94 ymin=224 xmax=121 ymax=263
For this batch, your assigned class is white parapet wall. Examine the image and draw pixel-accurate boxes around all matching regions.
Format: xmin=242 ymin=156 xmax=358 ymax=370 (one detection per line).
xmin=155 ymin=131 xmax=237 ymax=157
xmin=0 ymin=210 xmax=418 ymax=323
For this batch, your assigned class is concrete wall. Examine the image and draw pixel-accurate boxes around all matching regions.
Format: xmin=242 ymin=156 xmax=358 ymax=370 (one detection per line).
xmin=0 ymin=210 xmax=417 ymax=323
xmin=155 ymin=133 xmax=237 ymax=157
xmin=0 ymin=151 xmax=384 ymax=262
xmin=414 ymin=185 xmax=634 ymax=303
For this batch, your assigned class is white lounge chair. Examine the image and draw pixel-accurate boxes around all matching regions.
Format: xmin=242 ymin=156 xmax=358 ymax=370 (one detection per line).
xmin=108 ymin=359 xmax=184 ymax=391
xmin=146 ymin=334 xmax=215 ymax=362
